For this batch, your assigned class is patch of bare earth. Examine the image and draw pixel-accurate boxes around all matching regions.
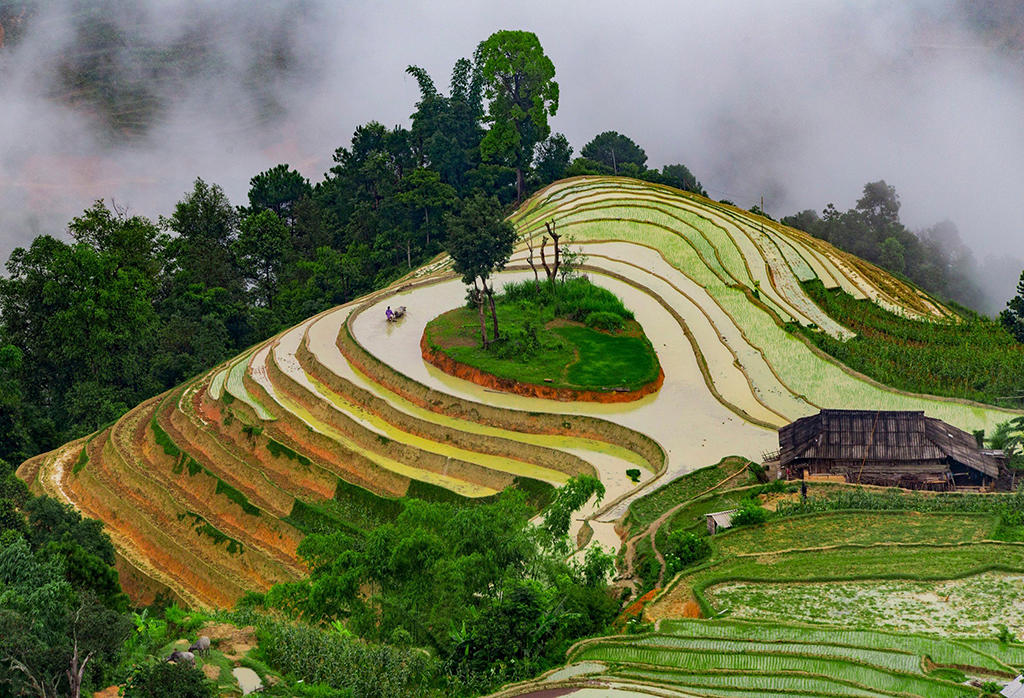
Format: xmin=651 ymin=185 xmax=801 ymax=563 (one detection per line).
xmin=203 ymin=622 xmax=256 ymax=659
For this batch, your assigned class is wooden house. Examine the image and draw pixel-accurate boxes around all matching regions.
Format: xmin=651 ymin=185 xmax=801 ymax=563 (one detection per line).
xmin=778 ymin=409 xmax=1002 ymax=490
xmin=706 ymin=509 xmax=737 ymax=535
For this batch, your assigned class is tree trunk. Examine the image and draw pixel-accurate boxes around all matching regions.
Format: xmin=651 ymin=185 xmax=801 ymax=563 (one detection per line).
xmin=540 ymin=236 xmax=553 ymax=284
xmin=544 ymin=221 xmax=561 ymax=284
xmin=65 ymin=641 xmax=92 ymax=698
xmin=515 ymin=167 xmax=525 ymax=203
xmin=525 ymin=236 xmax=540 ymax=290
xmin=484 ymin=277 xmax=499 ymax=340
xmin=473 ymin=278 xmax=489 ymax=348
xmin=406 ymin=241 xmax=412 ymax=269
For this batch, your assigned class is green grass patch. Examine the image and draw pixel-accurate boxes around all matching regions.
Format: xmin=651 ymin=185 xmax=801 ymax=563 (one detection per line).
xmin=266 ymin=438 xmax=311 ymax=466
xmin=685 ymin=542 xmax=1024 ymax=617
xmin=660 ymin=618 xmax=1015 ymax=674
xmin=576 ymin=644 xmax=972 ymax=698
xmin=424 ymin=277 xmax=661 ymax=392
xmin=626 ymin=457 xmax=752 ymax=532
xmin=177 ymin=511 xmax=243 ymax=555
xmin=327 ymin=478 xmax=405 ymax=530
xmin=800 ymin=280 xmax=1024 ymax=407
xmin=215 ymin=479 xmax=261 ymax=517
xmin=72 ymin=446 xmax=90 ymax=474
xmin=151 ymin=419 xmax=181 ymax=458
xmin=283 ymin=499 xmax=362 ymax=536
xmin=713 ymin=511 xmax=998 ymax=556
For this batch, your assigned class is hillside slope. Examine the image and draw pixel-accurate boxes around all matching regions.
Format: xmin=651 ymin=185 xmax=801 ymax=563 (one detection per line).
xmin=17 ymin=176 xmax=1020 ymax=608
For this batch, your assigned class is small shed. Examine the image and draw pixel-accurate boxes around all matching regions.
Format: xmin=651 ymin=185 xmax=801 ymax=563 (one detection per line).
xmin=1001 ymin=675 xmax=1024 ymax=698
xmin=707 ymin=509 xmax=737 ymax=535
xmin=778 ymin=409 xmax=1003 ymax=490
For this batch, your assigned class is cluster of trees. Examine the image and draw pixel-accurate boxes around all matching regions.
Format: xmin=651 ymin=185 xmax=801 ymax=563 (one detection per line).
xmin=249 ymin=476 xmax=617 ymax=694
xmin=781 ymin=181 xmax=986 ymax=310
xmin=0 ymin=458 xmax=134 ymax=698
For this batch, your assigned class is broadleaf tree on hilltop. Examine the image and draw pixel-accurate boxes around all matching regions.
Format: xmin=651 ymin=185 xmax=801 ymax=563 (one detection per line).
xmin=475 ymin=30 xmax=559 ymax=202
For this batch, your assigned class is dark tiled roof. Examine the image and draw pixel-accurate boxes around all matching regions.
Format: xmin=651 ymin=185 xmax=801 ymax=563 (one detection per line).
xmin=779 ymin=409 xmax=999 ymax=478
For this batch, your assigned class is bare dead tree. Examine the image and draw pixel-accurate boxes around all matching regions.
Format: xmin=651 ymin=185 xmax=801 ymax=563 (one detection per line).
xmin=524 ymin=234 xmax=541 ymax=290
xmin=542 ymin=220 xmax=561 ymax=284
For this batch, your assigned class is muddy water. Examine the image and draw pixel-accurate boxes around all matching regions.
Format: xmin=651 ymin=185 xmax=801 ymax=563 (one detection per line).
xmin=232 ymin=667 xmax=262 ymax=695
xmin=306 ymin=304 xmax=658 ymax=508
xmin=272 ymin=321 xmax=572 ymax=486
xmin=350 ymin=272 xmax=777 ymax=482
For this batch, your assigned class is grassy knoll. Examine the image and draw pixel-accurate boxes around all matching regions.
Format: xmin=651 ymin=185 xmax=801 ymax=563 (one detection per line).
xmin=423 ymin=277 xmax=661 ymax=392
xmin=800 ymin=280 xmax=1024 ymax=407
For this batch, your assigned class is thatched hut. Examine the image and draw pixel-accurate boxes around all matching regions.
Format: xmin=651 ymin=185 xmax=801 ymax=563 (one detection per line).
xmin=778 ymin=409 xmax=1002 ymax=490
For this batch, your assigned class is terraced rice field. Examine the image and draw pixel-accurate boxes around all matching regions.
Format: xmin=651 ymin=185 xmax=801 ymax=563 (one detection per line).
xmin=16 ymin=176 xmax=1022 ymax=608
xmin=496 ymin=617 xmax=1024 ymax=698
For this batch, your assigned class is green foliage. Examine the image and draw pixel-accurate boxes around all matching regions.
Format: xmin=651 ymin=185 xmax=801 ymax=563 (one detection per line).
xmin=533 ymin=133 xmax=573 ymax=185
xmin=177 ymin=512 xmax=243 ymax=555
xmin=799 ymin=280 xmax=1024 ymax=406
xmin=665 ymin=531 xmax=712 ymax=570
xmin=0 ymin=513 xmax=132 ymax=698
xmin=585 ymin=310 xmax=625 ymax=331
xmin=626 ymin=468 xmax=641 ymax=483
xmin=266 ymin=438 xmax=311 ymax=466
xmin=236 ymin=209 xmax=291 ymax=309
xmin=476 ymin=30 xmax=559 ymax=199
xmin=543 ymin=474 xmax=605 ymax=542
xmin=783 ymin=182 xmax=985 ymax=309
xmin=581 ymin=131 xmax=648 ymax=174
xmin=255 ymin=618 xmax=436 ymax=698
xmin=246 ymin=164 xmax=313 ymax=221
xmin=731 ymin=499 xmax=770 ymax=527
xmin=123 ymin=659 xmax=216 ymax=698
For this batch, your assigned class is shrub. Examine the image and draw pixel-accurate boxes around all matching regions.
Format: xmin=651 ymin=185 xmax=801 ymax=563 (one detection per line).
xmin=626 ymin=468 xmax=641 ymax=483
xmin=585 ymin=310 xmax=625 ymax=331
xmin=666 ymin=531 xmax=711 ymax=568
xmin=731 ymin=499 xmax=770 ymax=527
xmin=123 ymin=661 xmax=215 ymax=698
xmin=996 ymin=624 xmax=1017 ymax=644
xmin=493 ymin=321 xmax=541 ymax=359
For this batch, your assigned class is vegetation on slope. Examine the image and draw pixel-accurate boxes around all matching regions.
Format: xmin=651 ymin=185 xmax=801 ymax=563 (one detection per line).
xmin=248 ymin=476 xmax=619 ymax=695
xmin=800 ymin=280 xmax=1024 ymax=407
xmin=424 ymin=277 xmax=661 ymax=392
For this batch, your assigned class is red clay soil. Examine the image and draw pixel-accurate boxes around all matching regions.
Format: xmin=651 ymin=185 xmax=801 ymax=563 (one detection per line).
xmin=615 ymin=587 xmax=661 ymax=629
xmin=420 ymin=334 xmax=664 ymax=403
